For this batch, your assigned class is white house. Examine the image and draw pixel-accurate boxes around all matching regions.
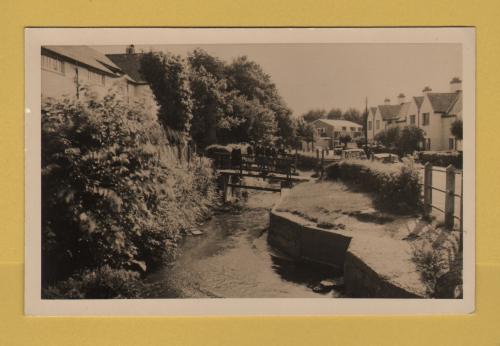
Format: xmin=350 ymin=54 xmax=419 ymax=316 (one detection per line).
xmin=311 ymin=118 xmax=363 ymax=149
xmin=368 ymin=78 xmax=462 ymax=151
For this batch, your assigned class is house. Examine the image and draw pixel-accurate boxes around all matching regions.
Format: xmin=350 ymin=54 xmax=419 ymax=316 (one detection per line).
xmin=368 ymin=78 xmax=462 ymax=151
xmin=419 ymin=78 xmax=462 ymax=151
xmin=41 ymin=45 xmax=155 ymax=108
xmin=311 ymin=119 xmax=363 ymax=149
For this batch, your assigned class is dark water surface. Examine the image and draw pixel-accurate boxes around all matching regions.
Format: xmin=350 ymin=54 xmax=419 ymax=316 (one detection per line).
xmin=145 ymin=189 xmax=343 ymax=298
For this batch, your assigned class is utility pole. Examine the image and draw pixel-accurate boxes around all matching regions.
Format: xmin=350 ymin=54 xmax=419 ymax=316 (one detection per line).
xmin=364 ymin=97 xmax=369 ymax=147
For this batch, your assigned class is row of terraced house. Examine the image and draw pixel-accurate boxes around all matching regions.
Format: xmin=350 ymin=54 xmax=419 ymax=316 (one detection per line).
xmin=367 ymin=77 xmax=463 ymax=151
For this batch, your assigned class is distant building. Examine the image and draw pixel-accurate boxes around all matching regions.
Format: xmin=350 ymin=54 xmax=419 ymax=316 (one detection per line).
xmin=367 ymin=78 xmax=463 ymax=151
xmin=311 ymin=119 xmax=363 ymax=149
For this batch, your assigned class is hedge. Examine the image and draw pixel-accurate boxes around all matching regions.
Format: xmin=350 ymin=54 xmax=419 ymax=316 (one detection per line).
xmin=41 ymin=91 xmax=216 ymax=296
xmin=418 ymin=151 xmax=462 ymax=169
xmin=326 ymin=160 xmax=422 ymax=213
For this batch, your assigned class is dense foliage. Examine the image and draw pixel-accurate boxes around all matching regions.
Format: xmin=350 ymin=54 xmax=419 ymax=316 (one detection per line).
xmin=301 ymin=107 xmax=364 ymax=125
xmin=375 ymin=126 xmax=425 ymax=156
xmin=418 ymin=151 xmax=463 ymax=169
xmin=140 ymin=50 xmax=296 ymax=148
xmin=41 ymin=92 xmax=216 ymax=295
xmin=326 ymin=160 xmax=422 ymax=213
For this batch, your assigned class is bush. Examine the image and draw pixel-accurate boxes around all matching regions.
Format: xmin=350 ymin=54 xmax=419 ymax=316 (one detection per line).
xmin=325 ymin=160 xmax=421 ymax=213
xmin=42 ymin=265 xmax=144 ymax=299
xmin=418 ymin=151 xmax=462 ymax=169
xmin=42 ymin=91 xmax=216 ymax=287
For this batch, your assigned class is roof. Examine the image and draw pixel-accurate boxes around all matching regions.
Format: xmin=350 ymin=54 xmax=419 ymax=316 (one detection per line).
xmin=106 ymin=53 xmax=147 ymax=83
xmin=370 ymin=107 xmax=377 ymax=115
xmin=312 ymin=119 xmax=363 ymax=129
xmin=397 ymin=102 xmax=411 ymax=120
xmin=378 ymin=104 xmax=402 ymax=120
xmin=414 ymin=96 xmax=424 ymax=111
xmin=43 ymin=46 xmax=121 ymax=75
xmin=446 ymin=91 xmax=462 ymax=116
xmin=427 ymin=92 xmax=460 ymax=113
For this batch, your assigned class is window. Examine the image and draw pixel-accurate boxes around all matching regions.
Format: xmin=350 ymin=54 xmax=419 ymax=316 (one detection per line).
xmin=449 ymin=138 xmax=455 ymax=150
xmin=368 ymin=121 xmax=372 ymax=131
xmin=350 ymin=127 xmax=355 ymax=132
xmin=86 ymin=69 xmax=105 ymax=86
xmin=342 ymin=126 xmax=346 ymax=131
xmin=410 ymin=114 xmax=416 ymax=125
xmin=422 ymin=113 xmax=430 ymax=126
xmin=41 ymin=54 xmax=64 ymax=74
xmin=376 ymin=120 xmax=380 ymax=130
xmin=317 ymin=127 xmax=326 ymax=136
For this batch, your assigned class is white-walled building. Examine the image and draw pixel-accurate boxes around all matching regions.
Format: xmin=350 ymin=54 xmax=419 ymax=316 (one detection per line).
xmin=41 ymin=45 xmax=155 ymax=109
xmin=311 ymin=119 xmax=363 ymax=149
xmin=367 ymin=78 xmax=463 ymax=151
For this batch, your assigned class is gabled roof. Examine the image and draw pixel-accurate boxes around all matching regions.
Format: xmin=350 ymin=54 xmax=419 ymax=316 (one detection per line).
xmin=370 ymin=107 xmax=377 ymax=115
xmin=313 ymin=119 xmax=363 ymax=129
xmin=378 ymin=104 xmax=402 ymax=120
xmin=106 ymin=53 xmax=147 ymax=84
xmin=427 ymin=92 xmax=459 ymax=113
xmin=397 ymin=102 xmax=411 ymax=120
xmin=43 ymin=46 xmax=121 ymax=76
xmin=446 ymin=91 xmax=462 ymax=116
xmin=414 ymin=96 xmax=424 ymax=111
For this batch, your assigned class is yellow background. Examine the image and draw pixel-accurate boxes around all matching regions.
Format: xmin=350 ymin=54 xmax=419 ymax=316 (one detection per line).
xmin=1 ymin=0 xmax=499 ymax=345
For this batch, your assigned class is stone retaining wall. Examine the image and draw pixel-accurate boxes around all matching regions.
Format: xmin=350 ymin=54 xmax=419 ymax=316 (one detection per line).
xmin=268 ymin=205 xmax=426 ymax=298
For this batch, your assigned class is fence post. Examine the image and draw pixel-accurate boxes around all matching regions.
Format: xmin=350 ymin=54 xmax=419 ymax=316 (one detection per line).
xmin=315 ymin=149 xmax=320 ymax=174
xmin=423 ymin=162 xmax=433 ymax=218
xmin=445 ymin=164 xmax=456 ymax=230
xmin=460 ymin=170 xmax=463 ymax=250
xmin=321 ymin=149 xmax=325 ymax=178
xmin=187 ymin=144 xmax=192 ymax=163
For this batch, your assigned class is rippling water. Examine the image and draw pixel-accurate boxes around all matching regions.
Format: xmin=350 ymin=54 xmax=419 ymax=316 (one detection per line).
xmin=145 ymin=187 xmax=343 ymax=298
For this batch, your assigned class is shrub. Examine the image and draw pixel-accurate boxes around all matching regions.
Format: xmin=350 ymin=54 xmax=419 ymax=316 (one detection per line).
xmin=42 ymin=265 xmax=143 ymax=299
xmin=41 ymin=91 xmax=216 ymax=287
xmin=325 ymin=160 xmax=421 ymax=213
xmin=418 ymin=151 xmax=462 ymax=169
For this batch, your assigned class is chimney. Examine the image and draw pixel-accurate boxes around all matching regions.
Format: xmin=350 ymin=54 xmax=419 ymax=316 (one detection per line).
xmin=397 ymin=93 xmax=406 ymax=104
xmin=450 ymin=77 xmax=462 ymax=93
xmin=422 ymin=86 xmax=432 ymax=95
xmin=384 ymin=98 xmax=391 ymax=105
xmin=126 ymin=44 xmax=135 ymax=54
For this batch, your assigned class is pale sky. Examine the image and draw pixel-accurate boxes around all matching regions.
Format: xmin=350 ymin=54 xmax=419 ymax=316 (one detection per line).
xmin=95 ymin=43 xmax=462 ymax=117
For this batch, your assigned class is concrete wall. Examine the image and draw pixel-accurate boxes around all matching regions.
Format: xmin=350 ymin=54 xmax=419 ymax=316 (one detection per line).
xmin=268 ymin=210 xmax=351 ymax=269
xmin=268 ymin=207 xmax=427 ymax=298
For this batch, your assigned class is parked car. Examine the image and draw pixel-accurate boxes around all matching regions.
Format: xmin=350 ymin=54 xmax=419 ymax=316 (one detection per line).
xmin=341 ymin=149 xmax=368 ymax=160
xmin=372 ymin=153 xmax=400 ymax=164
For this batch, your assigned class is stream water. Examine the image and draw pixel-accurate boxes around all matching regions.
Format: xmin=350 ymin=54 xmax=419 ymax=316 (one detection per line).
xmin=145 ymin=187 xmax=344 ymax=298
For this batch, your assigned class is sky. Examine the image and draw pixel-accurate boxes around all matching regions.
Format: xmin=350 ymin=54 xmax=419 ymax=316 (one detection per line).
xmin=95 ymin=43 xmax=462 ymax=117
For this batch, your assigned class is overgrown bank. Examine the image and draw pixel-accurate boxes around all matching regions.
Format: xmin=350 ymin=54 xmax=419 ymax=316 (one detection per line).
xmin=41 ymin=93 xmax=217 ymax=298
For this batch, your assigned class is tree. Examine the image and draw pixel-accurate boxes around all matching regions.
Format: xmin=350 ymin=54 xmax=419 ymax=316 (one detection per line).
xmin=397 ymin=126 xmax=425 ymax=156
xmin=339 ymin=133 xmax=352 ymax=148
xmin=375 ymin=126 xmax=400 ymax=148
xmin=327 ymin=108 xmax=343 ymax=120
xmin=296 ymin=118 xmax=315 ymax=144
xmin=450 ymin=119 xmax=463 ymax=141
xmin=302 ymin=109 xmax=326 ymax=123
xmin=342 ymin=108 xmax=363 ymax=124
xmin=139 ymin=52 xmax=193 ymax=134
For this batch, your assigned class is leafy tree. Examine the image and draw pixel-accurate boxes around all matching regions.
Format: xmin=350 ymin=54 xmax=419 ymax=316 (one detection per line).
xmin=450 ymin=119 xmax=463 ymax=141
xmin=375 ymin=126 xmax=401 ymax=148
xmin=398 ymin=126 xmax=425 ymax=156
xmin=302 ymin=109 xmax=326 ymax=123
xmin=327 ymin=108 xmax=343 ymax=120
xmin=296 ymin=118 xmax=316 ymax=144
xmin=342 ymin=108 xmax=363 ymax=124
xmin=139 ymin=52 xmax=193 ymax=134
xmin=339 ymin=133 xmax=352 ymax=148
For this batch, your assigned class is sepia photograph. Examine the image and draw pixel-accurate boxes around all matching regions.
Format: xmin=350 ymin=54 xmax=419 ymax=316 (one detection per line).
xmin=25 ymin=28 xmax=475 ymax=315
